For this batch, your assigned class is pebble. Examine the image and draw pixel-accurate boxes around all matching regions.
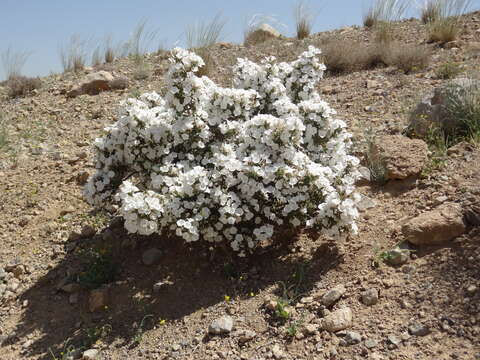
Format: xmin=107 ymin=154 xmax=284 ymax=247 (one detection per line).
xmin=271 ymin=344 xmax=286 ymax=359
xmin=208 ymin=316 xmax=234 ymax=335
xmin=386 ymin=248 xmax=410 ymax=266
xmin=361 ymin=288 xmax=379 ymax=306
xmin=408 ymin=322 xmax=430 ymax=336
xmin=364 ymin=339 xmax=378 ymax=349
xmin=82 ymin=349 xmax=100 ymax=359
xmin=321 ymin=307 xmax=353 ymax=332
xmin=338 ymin=331 xmax=362 ymax=346
xmin=320 ymin=284 xmax=346 ymax=307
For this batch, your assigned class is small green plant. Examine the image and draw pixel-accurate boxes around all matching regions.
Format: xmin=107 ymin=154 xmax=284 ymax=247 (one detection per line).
xmin=0 ymin=113 xmax=9 ymax=151
xmin=48 ymin=338 xmax=77 ymax=360
xmin=420 ymin=127 xmax=448 ymax=177
xmin=76 ymin=249 xmax=118 ymax=289
xmin=435 ymin=62 xmax=462 ymax=79
xmin=364 ymin=127 xmax=388 ymax=185
xmin=84 ymin=324 xmax=112 ymax=347
xmin=274 ymin=298 xmax=291 ymax=320
xmin=294 ymin=1 xmax=315 ymax=40
xmin=286 ymin=321 xmax=299 ymax=337
xmin=132 ymin=314 xmax=154 ymax=345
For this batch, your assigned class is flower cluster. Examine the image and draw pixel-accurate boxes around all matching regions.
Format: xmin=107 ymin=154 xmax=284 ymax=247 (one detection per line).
xmin=84 ymin=46 xmax=361 ymax=255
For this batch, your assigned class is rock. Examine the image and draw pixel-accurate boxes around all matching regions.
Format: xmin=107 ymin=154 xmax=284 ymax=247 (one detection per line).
xmin=409 ymin=78 xmax=480 ymax=137
xmin=402 ymin=203 xmax=466 ymax=246
xmin=152 ymin=279 xmax=173 ymax=292
xmin=88 ymin=287 xmax=109 ymax=312
xmin=408 ymin=322 xmax=430 ymax=336
xmin=386 ymin=247 xmax=410 ymax=265
xmin=321 ymin=307 xmax=353 ymax=332
xmin=0 ymin=267 xmax=6 ymax=280
xmin=387 ymin=334 xmax=402 ymax=347
xmin=82 ymin=349 xmax=101 ymax=360
xmin=302 ymin=324 xmax=319 ymax=335
xmin=81 ymin=225 xmax=96 ymax=238
xmin=142 ymin=248 xmax=162 ymax=265
xmin=61 ymin=283 xmax=82 ymax=293
xmin=109 ymin=77 xmax=129 ymax=90
xmin=466 ymin=285 xmax=477 ymax=295
xmin=338 ymin=331 xmax=362 ymax=346
xmin=236 ymin=330 xmax=256 ymax=343
xmin=265 ymin=299 xmax=278 ymax=311
xmin=371 ymin=135 xmax=429 ymax=180
xmin=361 ymin=288 xmax=379 ymax=306
xmin=245 ymin=24 xmax=280 ymax=46
xmin=364 ymin=338 xmax=378 ymax=349
xmin=68 ymin=71 xmax=114 ymax=97
xmin=320 ymin=284 xmax=346 ymax=307
xmin=271 ymin=344 xmax=286 ymax=359
xmin=77 ymin=171 xmax=90 ymax=185
xmin=357 ymin=195 xmax=376 ymax=211
xmin=209 ymin=316 xmax=234 ymax=335
xmin=366 ymin=80 xmax=380 ymax=89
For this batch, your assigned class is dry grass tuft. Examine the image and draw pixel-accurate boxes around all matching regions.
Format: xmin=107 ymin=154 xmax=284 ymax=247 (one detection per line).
xmin=384 ymin=43 xmax=431 ymax=73
xmin=294 ymin=1 xmax=315 ymax=40
xmin=5 ymin=75 xmax=42 ymax=98
xmin=186 ymin=13 xmax=225 ymax=76
xmin=363 ymin=0 xmax=409 ymax=28
xmin=59 ymin=35 xmax=88 ymax=73
xmin=427 ymin=0 xmax=472 ymax=43
xmin=1 ymin=47 xmax=30 ymax=79
xmin=421 ymin=0 xmax=442 ymax=23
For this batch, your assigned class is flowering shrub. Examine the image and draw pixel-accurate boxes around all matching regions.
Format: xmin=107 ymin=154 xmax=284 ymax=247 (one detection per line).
xmin=84 ymin=46 xmax=361 ymax=256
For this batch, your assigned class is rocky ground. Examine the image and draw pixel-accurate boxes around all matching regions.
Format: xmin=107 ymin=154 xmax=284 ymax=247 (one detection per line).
xmin=0 ymin=11 xmax=479 ymax=360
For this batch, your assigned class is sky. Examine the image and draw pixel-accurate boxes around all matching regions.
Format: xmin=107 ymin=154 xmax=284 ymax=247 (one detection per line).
xmin=0 ymin=0 xmax=474 ymax=80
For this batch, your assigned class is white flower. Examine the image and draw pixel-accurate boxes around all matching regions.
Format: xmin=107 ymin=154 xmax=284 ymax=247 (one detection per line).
xmin=84 ymin=46 xmax=361 ymax=255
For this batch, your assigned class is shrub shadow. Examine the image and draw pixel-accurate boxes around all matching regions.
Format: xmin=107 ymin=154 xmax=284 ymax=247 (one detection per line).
xmin=9 ymin=221 xmax=341 ymax=359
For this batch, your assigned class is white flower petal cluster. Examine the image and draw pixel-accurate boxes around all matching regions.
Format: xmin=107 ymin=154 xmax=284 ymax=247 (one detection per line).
xmin=84 ymin=46 xmax=361 ymax=256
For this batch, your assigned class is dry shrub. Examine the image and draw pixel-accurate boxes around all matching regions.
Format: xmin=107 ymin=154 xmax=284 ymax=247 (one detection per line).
xmin=321 ymin=38 xmax=387 ymax=74
xmin=110 ymin=77 xmax=129 ymax=90
xmin=363 ymin=0 xmax=409 ymax=27
xmin=384 ymin=43 xmax=431 ymax=73
xmin=6 ymin=75 xmax=41 ymax=98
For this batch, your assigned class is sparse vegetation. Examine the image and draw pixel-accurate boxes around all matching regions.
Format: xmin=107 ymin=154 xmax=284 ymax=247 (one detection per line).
xmin=364 ymin=126 xmax=388 ymax=185
xmin=244 ymin=14 xmax=284 ymax=46
xmin=76 ymin=248 xmax=118 ymax=289
xmin=421 ymin=0 xmax=442 ymax=23
xmin=1 ymin=47 xmax=30 ymax=79
xmin=385 ymin=43 xmax=431 ymax=73
xmin=5 ymin=75 xmax=42 ymax=98
xmin=0 ymin=113 xmax=9 ymax=151
xmin=363 ymin=0 xmax=409 ymax=28
xmin=436 ymin=61 xmax=463 ymax=79
xmin=294 ymin=1 xmax=315 ymax=40
xmin=185 ymin=13 xmax=225 ymax=76
xmin=104 ymin=36 xmax=116 ymax=63
xmin=132 ymin=314 xmax=154 ymax=345
xmin=122 ymin=20 xmax=158 ymax=61
xmin=427 ymin=0 xmax=472 ymax=43
xmin=59 ymin=34 xmax=88 ymax=72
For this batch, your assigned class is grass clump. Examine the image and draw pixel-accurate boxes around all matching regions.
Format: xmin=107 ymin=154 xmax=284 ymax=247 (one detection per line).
xmin=427 ymin=0 xmax=472 ymax=43
xmin=294 ymin=1 xmax=315 ymax=40
xmin=244 ymin=14 xmax=284 ymax=46
xmin=59 ymin=35 xmax=88 ymax=72
xmin=1 ymin=47 xmax=30 ymax=79
xmin=363 ymin=0 xmax=409 ymax=28
xmin=76 ymin=248 xmax=118 ymax=289
xmin=435 ymin=61 xmax=463 ymax=79
xmin=122 ymin=20 xmax=157 ymax=61
xmin=384 ymin=43 xmax=431 ymax=73
xmin=445 ymin=82 xmax=480 ymax=141
xmin=5 ymin=75 xmax=42 ymax=98
xmin=0 ymin=113 xmax=9 ymax=151
xmin=420 ymin=0 xmax=442 ymax=23
xmin=364 ymin=127 xmax=388 ymax=185
xmin=186 ymin=13 xmax=225 ymax=76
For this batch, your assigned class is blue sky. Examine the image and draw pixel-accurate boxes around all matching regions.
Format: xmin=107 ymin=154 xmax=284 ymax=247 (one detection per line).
xmin=0 ymin=0 xmax=470 ymax=80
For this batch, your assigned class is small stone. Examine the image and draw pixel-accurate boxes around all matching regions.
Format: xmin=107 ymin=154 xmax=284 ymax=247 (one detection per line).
xmin=364 ymin=339 xmax=378 ymax=348
xmin=386 ymin=248 xmax=409 ymax=266
xmin=321 ymin=307 xmax=353 ymax=332
xmin=142 ymin=248 xmax=162 ymax=265
xmin=88 ymin=287 xmax=109 ymax=312
xmin=61 ymin=283 xmax=82 ymax=293
xmin=82 ymin=349 xmax=101 ymax=360
xmin=237 ymin=330 xmax=256 ymax=343
xmin=0 ymin=268 xmax=6 ymax=280
xmin=152 ymin=280 xmax=173 ymax=293
xmin=466 ymin=285 xmax=477 ymax=295
xmin=320 ymin=284 xmax=346 ymax=307
xmin=271 ymin=344 xmax=285 ymax=359
xmin=302 ymin=324 xmax=319 ymax=335
xmin=339 ymin=331 xmax=362 ymax=346
xmin=408 ymin=322 xmax=430 ymax=336
xmin=387 ymin=334 xmax=402 ymax=347
xmin=361 ymin=288 xmax=379 ymax=306
xmin=171 ymin=343 xmax=181 ymax=351
xmin=209 ymin=316 xmax=234 ymax=335
xmin=265 ymin=299 xmax=278 ymax=311
xmin=81 ymin=225 xmax=96 ymax=238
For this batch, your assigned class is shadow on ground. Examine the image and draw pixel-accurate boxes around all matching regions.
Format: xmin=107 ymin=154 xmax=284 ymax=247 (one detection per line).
xmin=9 ymin=219 xmax=342 ymax=359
